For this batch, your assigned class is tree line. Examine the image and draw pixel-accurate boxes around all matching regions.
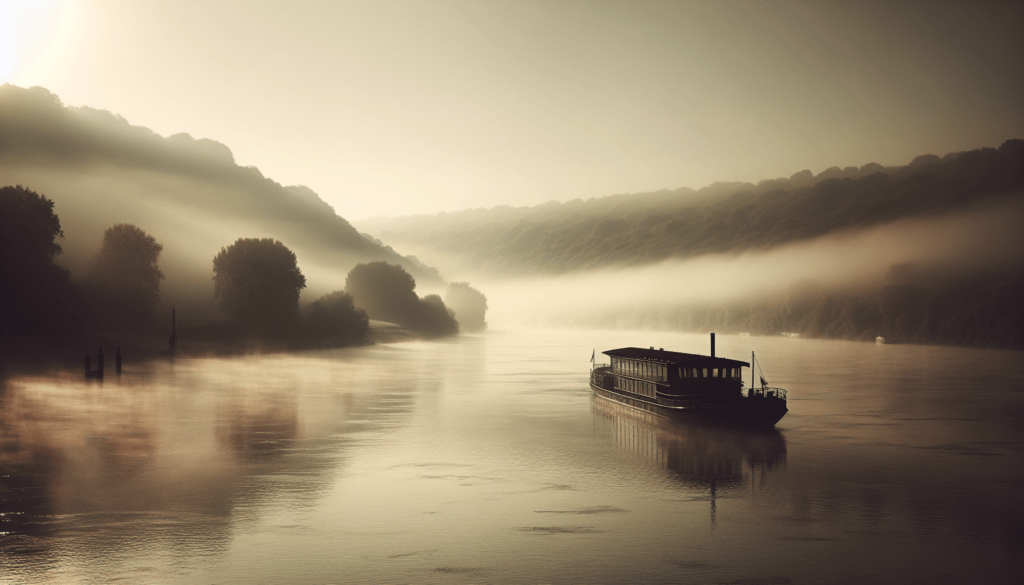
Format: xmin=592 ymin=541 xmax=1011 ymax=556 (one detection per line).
xmin=1 ymin=185 xmax=487 ymax=349
xmin=359 ymin=139 xmax=1024 ymax=276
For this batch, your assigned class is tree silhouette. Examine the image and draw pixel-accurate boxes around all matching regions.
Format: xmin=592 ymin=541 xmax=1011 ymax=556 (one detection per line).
xmin=85 ymin=223 xmax=164 ymax=330
xmin=444 ymin=282 xmax=487 ymax=332
xmin=344 ymin=261 xmax=419 ymax=326
xmin=304 ymin=290 xmax=369 ymax=343
xmin=213 ymin=238 xmax=306 ymax=334
xmin=345 ymin=261 xmax=458 ymax=337
xmin=415 ymin=294 xmax=459 ymax=337
xmin=0 ymin=185 xmax=82 ymax=338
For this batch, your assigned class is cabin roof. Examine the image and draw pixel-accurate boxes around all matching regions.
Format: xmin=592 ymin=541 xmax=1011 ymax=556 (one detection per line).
xmin=603 ymin=347 xmax=749 ymax=368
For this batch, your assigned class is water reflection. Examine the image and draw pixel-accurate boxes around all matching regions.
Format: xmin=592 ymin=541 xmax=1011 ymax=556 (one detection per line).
xmin=591 ymin=395 xmax=787 ymax=492
xmin=216 ymin=396 xmax=299 ymax=461
xmin=0 ymin=332 xmax=1020 ymax=585
xmin=0 ymin=352 xmax=435 ymax=569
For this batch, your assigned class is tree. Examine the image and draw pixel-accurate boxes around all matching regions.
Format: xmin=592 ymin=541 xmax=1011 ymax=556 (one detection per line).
xmin=304 ymin=290 xmax=369 ymax=343
xmin=345 ymin=261 xmax=458 ymax=337
xmin=345 ymin=261 xmax=420 ymax=326
xmin=212 ymin=238 xmax=306 ymax=333
xmin=415 ymin=294 xmax=459 ymax=337
xmin=0 ymin=185 xmax=82 ymax=338
xmin=444 ymin=282 xmax=488 ymax=332
xmin=85 ymin=223 xmax=164 ymax=329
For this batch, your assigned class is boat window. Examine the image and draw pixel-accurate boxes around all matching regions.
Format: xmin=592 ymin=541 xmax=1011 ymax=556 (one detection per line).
xmin=702 ymin=368 xmax=708 ymax=377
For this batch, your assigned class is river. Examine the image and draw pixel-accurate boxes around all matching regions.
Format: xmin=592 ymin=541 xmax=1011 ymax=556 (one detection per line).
xmin=1 ymin=330 xmax=1021 ymax=584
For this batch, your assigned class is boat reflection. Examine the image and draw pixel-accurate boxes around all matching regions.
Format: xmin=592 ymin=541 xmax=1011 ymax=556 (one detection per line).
xmin=591 ymin=394 xmax=787 ymax=492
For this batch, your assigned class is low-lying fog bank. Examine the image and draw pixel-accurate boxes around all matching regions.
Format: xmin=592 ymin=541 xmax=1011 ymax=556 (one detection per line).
xmin=474 ymin=198 xmax=1024 ymax=349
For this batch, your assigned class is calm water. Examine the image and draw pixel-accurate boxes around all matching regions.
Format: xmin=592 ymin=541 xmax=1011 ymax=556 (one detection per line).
xmin=1 ymin=330 xmax=1022 ymax=584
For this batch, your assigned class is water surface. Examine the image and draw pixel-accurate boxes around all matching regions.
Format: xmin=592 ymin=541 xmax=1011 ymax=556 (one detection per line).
xmin=2 ymin=330 xmax=1021 ymax=584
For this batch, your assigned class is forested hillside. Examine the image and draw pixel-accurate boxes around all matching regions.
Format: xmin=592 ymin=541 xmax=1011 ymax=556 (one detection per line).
xmin=359 ymin=140 xmax=1024 ymax=349
xmin=358 ymin=140 xmax=1024 ymax=276
xmin=0 ymin=84 xmax=441 ymax=316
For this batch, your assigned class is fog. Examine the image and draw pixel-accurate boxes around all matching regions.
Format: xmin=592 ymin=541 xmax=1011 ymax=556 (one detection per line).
xmin=6 ymin=2 xmax=1022 ymax=219
xmin=474 ymin=199 xmax=1024 ymax=330
xmin=2 ymin=83 xmax=1021 ymax=348
xmin=0 ymin=84 xmax=441 ymax=321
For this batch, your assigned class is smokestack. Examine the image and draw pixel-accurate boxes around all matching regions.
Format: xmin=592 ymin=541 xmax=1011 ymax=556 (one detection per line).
xmin=711 ymin=332 xmax=715 ymax=357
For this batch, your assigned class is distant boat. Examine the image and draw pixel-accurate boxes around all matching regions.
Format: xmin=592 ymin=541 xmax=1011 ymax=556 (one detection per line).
xmin=738 ymin=332 xmax=750 ymax=337
xmin=589 ymin=333 xmax=788 ymax=429
xmin=875 ymin=336 xmax=889 ymax=344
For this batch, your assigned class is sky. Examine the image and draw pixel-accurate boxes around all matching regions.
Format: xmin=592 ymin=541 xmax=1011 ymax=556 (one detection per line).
xmin=3 ymin=0 xmax=1022 ymax=221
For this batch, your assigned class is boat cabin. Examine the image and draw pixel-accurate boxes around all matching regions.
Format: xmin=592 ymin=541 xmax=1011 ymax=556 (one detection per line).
xmin=603 ymin=346 xmax=748 ymax=398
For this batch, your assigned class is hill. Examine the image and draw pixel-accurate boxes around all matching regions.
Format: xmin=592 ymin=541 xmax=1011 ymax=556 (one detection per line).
xmin=0 ymin=84 xmax=441 ymax=317
xmin=356 ymin=141 xmax=1024 ymax=276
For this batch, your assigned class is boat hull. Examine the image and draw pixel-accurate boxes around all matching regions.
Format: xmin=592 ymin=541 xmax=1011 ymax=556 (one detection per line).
xmin=590 ymin=381 xmax=788 ymax=429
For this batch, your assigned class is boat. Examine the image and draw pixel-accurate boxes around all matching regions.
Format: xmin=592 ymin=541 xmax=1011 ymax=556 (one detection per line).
xmin=589 ymin=333 xmax=788 ymax=429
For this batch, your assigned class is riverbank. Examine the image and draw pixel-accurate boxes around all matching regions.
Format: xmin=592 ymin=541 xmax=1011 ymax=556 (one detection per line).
xmin=0 ymin=320 xmax=421 ymax=377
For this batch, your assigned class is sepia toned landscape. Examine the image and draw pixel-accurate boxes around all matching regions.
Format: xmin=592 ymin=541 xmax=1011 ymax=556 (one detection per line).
xmin=2 ymin=2 xmax=1022 ymax=584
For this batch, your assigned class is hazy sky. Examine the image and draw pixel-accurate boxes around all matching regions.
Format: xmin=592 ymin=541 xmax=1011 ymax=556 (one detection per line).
xmin=3 ymin=0 xmax=1022 ymax=220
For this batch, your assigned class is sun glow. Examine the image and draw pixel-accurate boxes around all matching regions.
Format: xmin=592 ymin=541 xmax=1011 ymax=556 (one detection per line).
xmin=1 ymin=0 xmax=83 ymax=86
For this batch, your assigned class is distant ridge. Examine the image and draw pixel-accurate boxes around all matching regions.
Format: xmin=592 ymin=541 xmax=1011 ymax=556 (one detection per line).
xmin=356 ymin=139 xmax=1024 ymax=276
xmin=0 ymin=84 xmax=442 ymax=314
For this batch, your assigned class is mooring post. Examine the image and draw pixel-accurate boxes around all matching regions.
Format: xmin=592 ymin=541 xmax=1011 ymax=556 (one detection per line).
xmin=97 ymin=346 xmax=104 ymax=378
xmin=115 ymin=346 xmax=122 ymax=374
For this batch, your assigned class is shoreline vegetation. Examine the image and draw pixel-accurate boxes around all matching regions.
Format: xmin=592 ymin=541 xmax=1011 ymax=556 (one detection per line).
xmin=1 ymin=83 xmax=1019 ymax=353
xmin=0 ymin=184 xmax=475 ymax=369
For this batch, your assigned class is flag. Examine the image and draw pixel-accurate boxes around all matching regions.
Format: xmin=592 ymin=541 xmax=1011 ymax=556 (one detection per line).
xmin=760 ymin=375 xmax=768 ymax=388
xmin=590 ymin=349 xmax=595 ymax=363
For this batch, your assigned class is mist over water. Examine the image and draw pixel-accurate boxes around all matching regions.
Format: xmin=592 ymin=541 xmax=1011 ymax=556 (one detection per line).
xmin=1 ymin=330 xmax=1020 ymax=584
xmin=474 ymin=199 xmax=1024 ymax=329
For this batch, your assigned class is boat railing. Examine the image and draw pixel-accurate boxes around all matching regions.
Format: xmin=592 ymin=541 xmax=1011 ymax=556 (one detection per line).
xmin=590 ymin=368 xmax=614 ymax=387
xmin=748 ymin=387 xmax=787 ymax=400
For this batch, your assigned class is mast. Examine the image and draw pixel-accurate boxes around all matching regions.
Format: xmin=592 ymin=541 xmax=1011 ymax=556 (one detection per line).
xmin=751 ymin=351 xmax=755 ymax=390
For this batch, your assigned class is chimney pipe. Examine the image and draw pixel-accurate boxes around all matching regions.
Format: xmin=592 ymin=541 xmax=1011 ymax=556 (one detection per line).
xmin=711 ymin=332 xmax=715 ymax=357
